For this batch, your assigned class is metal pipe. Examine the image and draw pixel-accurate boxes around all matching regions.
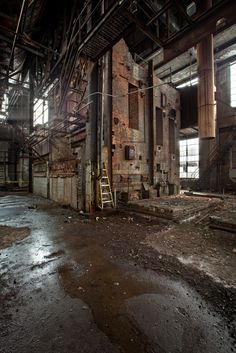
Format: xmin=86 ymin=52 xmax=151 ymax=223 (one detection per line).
xmin=28 ymin=68 xmax=34 ymax=193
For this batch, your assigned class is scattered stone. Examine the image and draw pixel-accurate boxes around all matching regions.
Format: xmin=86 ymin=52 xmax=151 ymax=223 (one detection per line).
xmin=28 ymin=205 xmax=37 ymax=209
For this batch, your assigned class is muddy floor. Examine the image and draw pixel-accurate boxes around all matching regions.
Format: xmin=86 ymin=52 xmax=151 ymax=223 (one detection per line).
xmin=0 ymin=194 xmax=235 ymax=353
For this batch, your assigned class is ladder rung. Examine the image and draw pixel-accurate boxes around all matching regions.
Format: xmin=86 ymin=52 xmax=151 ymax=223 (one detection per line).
xmin=101 ymin=184 xmax=110 ymax=187
xmin=103 ymin=200 xmax=113 ymax=204
xmin=102 ymin=192 xmax=111 ymax=195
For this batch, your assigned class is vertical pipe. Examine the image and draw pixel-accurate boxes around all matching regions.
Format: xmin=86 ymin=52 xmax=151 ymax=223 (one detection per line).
xmin=28 ymin=68 xmax=34 ymax=193
xmin=148 ymin=60 xmax=154 ymax=185
xmin=87 ymin=62 xmax=98 ymax=210
xmin=103 ymin=50 xmax=113 ymax=184
xmin=97 ymin=59 xmax=102 ymax=176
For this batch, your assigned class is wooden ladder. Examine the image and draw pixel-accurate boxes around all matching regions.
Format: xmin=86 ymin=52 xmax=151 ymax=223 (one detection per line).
xmin=98 ymin=162 xmax=114 ymax=210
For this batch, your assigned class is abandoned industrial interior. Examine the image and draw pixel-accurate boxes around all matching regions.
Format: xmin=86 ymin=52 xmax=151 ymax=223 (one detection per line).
xmin=0 ymin=0 xmax=236 ymax=352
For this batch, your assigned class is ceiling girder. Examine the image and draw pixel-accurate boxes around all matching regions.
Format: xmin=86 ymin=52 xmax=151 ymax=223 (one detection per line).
xmin=146 ymin=0 xmax=173 ymax=26
xmin=154 ymin=0 xmax=236 ymax=68
xmin=122 ymin=9 xmax=163 ymax=48
xmin=159 ymin=37 xmax=236 ymax=82
xmin=0 ymin=33 xmax=45 ymax=58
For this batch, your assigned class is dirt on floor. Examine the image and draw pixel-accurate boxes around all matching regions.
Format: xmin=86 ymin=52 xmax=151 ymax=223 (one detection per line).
xmin=0 ymin=194 xmax=236 ymax=353
xmin=0 ymin=225 xmax=30 ymax=249
xmin=91 ymin=216 xmax=234 ymax=295
xmin=59 ymin=207 xmax=236 ymax=346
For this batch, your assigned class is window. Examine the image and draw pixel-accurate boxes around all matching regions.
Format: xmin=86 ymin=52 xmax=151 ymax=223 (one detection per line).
xmin=156 ymin=107 xmax=163 ymax=145
xmin=230 ymin=62 xmax=236 ymax=108
xmin=128 ymin=83 xmax=139 ymax=130
xmin=231 ymin=146 xmax=236 ymax=169
xmin=33 ymin=99 xmax=48 ymax=126
xmin=179 ymin=138 xmax=199 ymax=178
xmin=0 ymin=94 xmax=8 ymax=119
xmin=176 ymin=77 xmax=198 ymax=89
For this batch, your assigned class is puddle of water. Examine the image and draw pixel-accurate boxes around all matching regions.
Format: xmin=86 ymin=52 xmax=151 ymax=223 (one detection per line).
xmin=58 ymin=238 xmax=161 ymax=352
xmin=58 ymin=236 xmax=233 ymax=353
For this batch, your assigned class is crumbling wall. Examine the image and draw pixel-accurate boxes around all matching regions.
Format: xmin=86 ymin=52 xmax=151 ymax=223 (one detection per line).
xmin=0 ymin=141 xmax=9 ymax=186
xmin=33 ymin=57 xmax=91 ymax=209
xmin=199 ymin=66 xmax=236 ymax=191
xmin=111 ymin=40 xmax=149 ymax=200
xmin=153 ymin=76 xmax=180 ymax=196
xmin=194 ymin=66 xmax=236 ymax=192
xmin=111 ymin=40 xmax=180 ymax=200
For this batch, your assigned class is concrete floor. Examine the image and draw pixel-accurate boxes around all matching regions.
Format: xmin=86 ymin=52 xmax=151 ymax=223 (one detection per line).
xmin=0 ymin=194 xmax=235 ymax=353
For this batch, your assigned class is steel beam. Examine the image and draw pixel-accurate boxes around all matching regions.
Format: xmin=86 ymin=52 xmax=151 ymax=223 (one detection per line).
xmin=172 ymin=0 xmax=192 ymax=24
xmin=36 ymin=0 xmax=130 ymax=96
xmin=146 ymin=0 xmax=173 ymax=26
xmin=0 ymin=33 xmax=45 ymax=58
xmin=155 ymin=0 xmax=236 ymax=68
xmin=123 ymin=10 xmax=163 ymax=48
xmin=158 ymin=37 xmax=236 ymax=81
xmin=8 ymin=0 xmax=28 ymax=71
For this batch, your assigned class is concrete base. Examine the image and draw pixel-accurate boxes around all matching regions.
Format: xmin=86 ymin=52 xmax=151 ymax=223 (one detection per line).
xmin=128 ymin=195 xmax=222 ymax=222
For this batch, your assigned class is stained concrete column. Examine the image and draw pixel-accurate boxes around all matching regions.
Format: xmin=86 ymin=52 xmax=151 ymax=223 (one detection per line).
xmin=196 ymin=0 xmax=216 ymax=139
xmin=197 ymin=34 xmax=216 ymax=139
xmin=197 ymin=0 xmax=217 ymax=190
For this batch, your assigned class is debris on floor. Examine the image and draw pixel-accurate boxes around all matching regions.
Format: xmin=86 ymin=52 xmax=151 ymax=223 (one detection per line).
xmin=0 ymin=225 xmax=30 ymax=250
xmin=0 ymin=194 xmax=235 ymax=353
xmin=209 ymin=212 xmax=236 ymax=233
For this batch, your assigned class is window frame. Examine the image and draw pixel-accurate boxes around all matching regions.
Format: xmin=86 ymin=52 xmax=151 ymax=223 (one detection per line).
xmin=179 ymin=137 xmax=199 ymax=179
